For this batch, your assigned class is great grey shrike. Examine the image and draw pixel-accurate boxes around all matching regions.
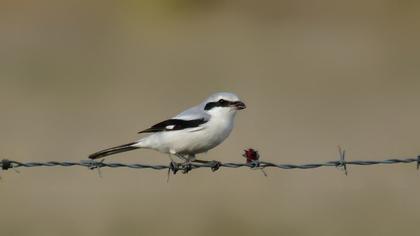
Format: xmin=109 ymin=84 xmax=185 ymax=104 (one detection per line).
xmin=89 ymin=92 xmax=246 ymax=163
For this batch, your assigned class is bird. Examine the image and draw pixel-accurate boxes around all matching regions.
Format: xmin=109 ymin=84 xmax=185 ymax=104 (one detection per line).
xmin=89 ymin=92 xmax=246 ymax=164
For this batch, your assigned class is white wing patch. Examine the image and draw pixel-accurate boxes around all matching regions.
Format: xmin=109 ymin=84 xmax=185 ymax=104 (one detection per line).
xmin=166 ymin=125 xmax=175 ymax=130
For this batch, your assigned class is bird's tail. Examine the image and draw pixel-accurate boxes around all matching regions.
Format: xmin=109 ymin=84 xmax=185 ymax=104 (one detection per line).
xmin=89 ymin=142 xmax=139 ymax=159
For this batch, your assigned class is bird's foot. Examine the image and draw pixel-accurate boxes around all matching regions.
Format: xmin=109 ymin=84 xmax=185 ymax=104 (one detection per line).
xmin=167 ymin=160 xmax=185 ymax=182
xmin=169 ymin=161 xmax=180 ymax=175
xmin=181 ymin=161 xmax=193 ymax=174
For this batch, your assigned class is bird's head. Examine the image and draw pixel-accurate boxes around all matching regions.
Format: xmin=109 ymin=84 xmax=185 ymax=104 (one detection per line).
xmin=202 ymin=92 xmax=246 ymax=117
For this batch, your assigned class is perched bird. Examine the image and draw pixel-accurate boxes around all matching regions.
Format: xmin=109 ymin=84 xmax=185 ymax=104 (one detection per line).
xmin=89 ymin=92 xmax=246 ymax=164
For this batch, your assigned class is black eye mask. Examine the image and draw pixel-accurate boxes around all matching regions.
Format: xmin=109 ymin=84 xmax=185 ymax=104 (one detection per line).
xmin=204 ymin=99 xmax=232 ymax=110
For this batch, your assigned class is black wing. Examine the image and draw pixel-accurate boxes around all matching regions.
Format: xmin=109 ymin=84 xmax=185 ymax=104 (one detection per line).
xmin=138 ymin=118 xmax=207 ymax=134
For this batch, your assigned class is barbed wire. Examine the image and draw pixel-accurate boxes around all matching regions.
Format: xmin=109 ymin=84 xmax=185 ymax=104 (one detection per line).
xmin=1 ymin=148 xmax=420 ymax=176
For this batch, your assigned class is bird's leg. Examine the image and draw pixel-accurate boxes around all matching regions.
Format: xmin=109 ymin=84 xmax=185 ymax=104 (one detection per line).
xmin=175 ymin=154 xmax=188 ymax=162
xmin=168 ymin=154 xmax=177 ymax=163
xmin=192 ymin=159 xmax=222 ymax=172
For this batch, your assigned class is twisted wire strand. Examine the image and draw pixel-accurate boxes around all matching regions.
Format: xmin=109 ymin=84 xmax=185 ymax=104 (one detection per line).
xmin=1 ymin=155 xmax=420 ymax=174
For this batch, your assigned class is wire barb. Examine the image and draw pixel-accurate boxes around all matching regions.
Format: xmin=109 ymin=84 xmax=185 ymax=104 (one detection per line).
xmin=210 ymin=161 xmax=221 ymax=172
xmin=243 ymin=148 xmax=268 ymax=177
xmin=81 ymin=159 xmax=105 ymax=177
xmin=1 ymin=159 xmax=13 ymax=170
xmin=337 ymin=146 xmax=348 ymax=176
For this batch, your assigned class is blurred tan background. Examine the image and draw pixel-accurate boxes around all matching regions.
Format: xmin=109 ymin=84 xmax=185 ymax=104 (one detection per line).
xmin=1 ymin=0 xmax=420 ymax=235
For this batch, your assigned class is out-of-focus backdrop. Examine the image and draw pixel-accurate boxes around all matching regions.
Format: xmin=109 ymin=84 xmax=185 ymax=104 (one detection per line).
xmin=1 ymin=0 xmax=420 ymax=235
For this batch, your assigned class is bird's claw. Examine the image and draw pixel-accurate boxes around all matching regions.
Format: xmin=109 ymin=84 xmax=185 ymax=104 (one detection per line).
xmin=169 ymin=161 xmax=180 ymax=175
xmin=182 ymin=162 xmax=193 ymax=174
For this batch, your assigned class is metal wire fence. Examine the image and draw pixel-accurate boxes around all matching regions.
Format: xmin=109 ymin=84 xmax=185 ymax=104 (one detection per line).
xmin=1 ymin=148 xmax=419 ymax=176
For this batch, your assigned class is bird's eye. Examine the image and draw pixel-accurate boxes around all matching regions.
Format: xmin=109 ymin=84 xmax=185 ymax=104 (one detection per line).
xmin=218 ymin=99 xmax=226 ymax=104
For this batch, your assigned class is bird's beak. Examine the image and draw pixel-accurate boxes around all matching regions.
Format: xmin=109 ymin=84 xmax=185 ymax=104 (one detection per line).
xmin=232 ymin=101 xmax=246 ymax=110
